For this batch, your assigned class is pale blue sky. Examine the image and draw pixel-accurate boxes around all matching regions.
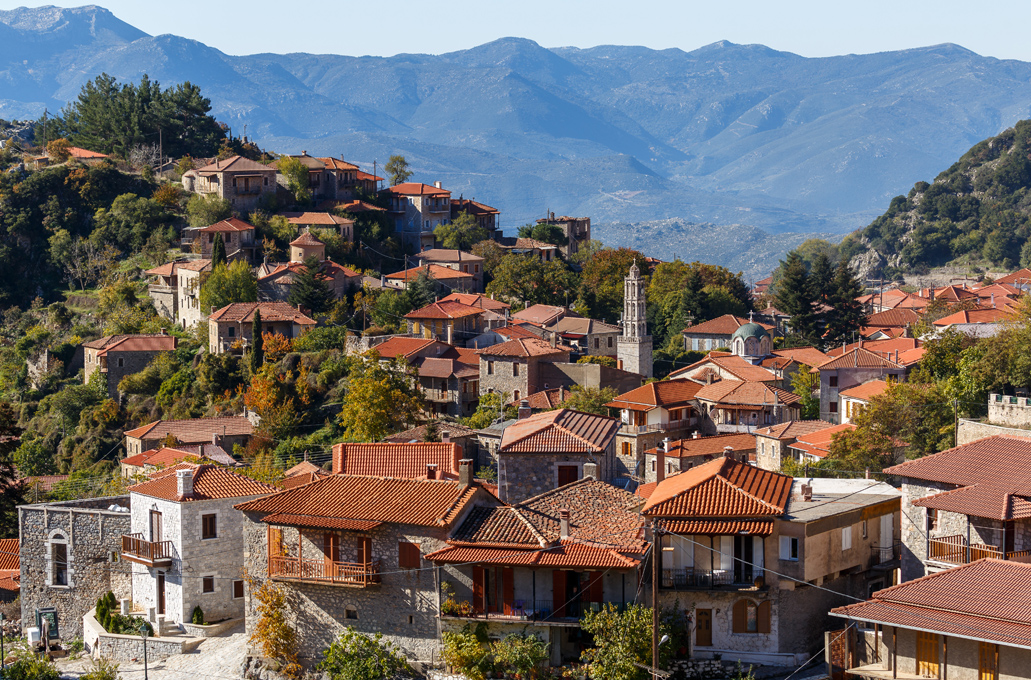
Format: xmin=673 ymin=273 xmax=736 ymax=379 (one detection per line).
xmin=4 ymin=0 xmax=1031 ymax=61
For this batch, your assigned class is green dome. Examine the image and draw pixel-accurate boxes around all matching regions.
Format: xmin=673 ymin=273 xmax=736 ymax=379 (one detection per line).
xmin=732 ymin=322 xmax=770 ymax=342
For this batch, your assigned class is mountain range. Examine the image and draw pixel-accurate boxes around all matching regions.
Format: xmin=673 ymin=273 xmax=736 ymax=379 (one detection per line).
xmin=5 ymin=5 xmax=1031 ymax=276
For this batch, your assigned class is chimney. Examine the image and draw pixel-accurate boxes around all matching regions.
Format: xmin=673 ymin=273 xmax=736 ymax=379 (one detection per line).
xmin=559 ymin=509 xmax=571 ymax=539
xmin=426 ymin=463 xmax=438 ymax=480
xmin=212 ymin=432 xmax=220 ymax=447
xmin=583 ymin=462 xmax=598 ymax=479
xmin=692 ymin=431 xmax=700 ymax=439
xmin=656 ymin=444 xmax=666 ymax=484
xmin=723 ymin=446 xmax=734 ymax=460
xmin=801 ymin=481 xmax=813 ymax=502
xmin=459 ymin=459 xmax=473 ymax=487
xmin=550 ymin=332 xmax=557 ymax=348
xmin=518 ymin=399 xmax=532 ymax=420
xmin=176 ymin=468 xmax=195 ymax=498
xmin=160 ymin=328 xmax=168 ymax=336
xmin=434 ymin=180 xmax=442 ymax=189
xmin=442 ymin=431 xmax=451 ymax=445
xmin=992 ymin=293 xmax=996 ymax=308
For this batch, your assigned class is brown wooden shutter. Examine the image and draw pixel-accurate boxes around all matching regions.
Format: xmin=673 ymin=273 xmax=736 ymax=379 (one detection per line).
xmin=502 ymin=568 xmax=515 ymax=615
xmin=757 ymin=600 xmax=772 ymax=634
xmin=732 ymin=599 xmax=748 ymax=634
xmin=553 ymin=570 xmax=566 ymax=617
xmin=587 ymin=572 xmax=603 ymax=603
xmin=472 ymin=566 xmax=485 ymax=613
xmin=398 ymin=542 xmax=420 ymax=569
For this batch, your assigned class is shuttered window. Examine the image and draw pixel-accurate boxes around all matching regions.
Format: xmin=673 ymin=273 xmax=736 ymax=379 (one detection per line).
xmin=398 ymin=541 xmax=421 ymax=569
xmin=732 ymin=599 xmax=771 ymax=634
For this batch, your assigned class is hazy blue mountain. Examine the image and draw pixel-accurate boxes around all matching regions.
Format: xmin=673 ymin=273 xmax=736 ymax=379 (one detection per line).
xmin=6 ymin=5 xmax=1031 ymax=275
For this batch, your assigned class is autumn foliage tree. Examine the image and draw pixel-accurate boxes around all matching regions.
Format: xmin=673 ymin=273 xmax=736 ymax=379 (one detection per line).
xmin=250 ymin=581 xmax=301 ymax=678
xmin=338 ymin=351 xmax=424 ymax=441
xmin=577 ymin=247 xmax=649 ymax=322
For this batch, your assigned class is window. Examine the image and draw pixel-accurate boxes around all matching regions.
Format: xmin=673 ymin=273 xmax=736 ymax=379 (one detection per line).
xmin=842 ymin=526 xmax=853 ymax=551
xmin=621 ymin=442 xmax=632 ymax=457
xmin=346 ymin=606 xmax=358 ymax=620
xmin=513 ymin=390 xmax=520 ymax=402
xmin=398 ymin=542 xmax=421 ymax=569
xmin=861 ymin=520 xmax=868 ymax=539
xmin=233 ymin=580 xmax=245 ymax=599
xmin=731 ymin=599 xmax=771 ymax=634
xmin=979 ymin=641 xmax=999 ymax=680
xmin=512 ymin=362 xmax=520 ymax=377
xmin=117 ymin=358 xmax=124 ymax=368
xmin=830 ymin=402 xmax=838 ymax=413
xmin=926 ymin=508 xmax=939 ymax=531
xmin=487 ymin=361 xmax=494 ymax=375
xmin=228 ymin=327 xmax=236 ymax=338
xmin=51 ymin=536 xmax=68 ymax=587
xmin=594 ymin=338 xmax=600 ymax=349
xmin=202 ymin=575 xmax=215 ymax=593
xmin=779 ymin=537 xmax=799 ymax=561
xmin=608 ymin=336 xmax=613 ymax=348
xmin=829 ymin=376 xmax=838 ymax=387
xmin=202 ymin=514 xmax=218 ymax=540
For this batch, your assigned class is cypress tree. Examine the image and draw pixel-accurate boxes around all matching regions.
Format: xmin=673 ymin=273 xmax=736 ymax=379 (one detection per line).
xmin=288 ymin=255 xmax=334 ymax=315
xmin=826 ymin=259 xmax=868 ymax=346
xmin=251 ymin=308 xmax=264 ymax=372
xmin=776 ymin=251 xmax=821 ymax=346
xmin=211 ymin=232 xmax=227 ymax=268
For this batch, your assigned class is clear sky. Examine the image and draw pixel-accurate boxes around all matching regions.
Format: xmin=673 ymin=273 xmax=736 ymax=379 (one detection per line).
xmin=3 ymin=0 xmax=1031 ymax=61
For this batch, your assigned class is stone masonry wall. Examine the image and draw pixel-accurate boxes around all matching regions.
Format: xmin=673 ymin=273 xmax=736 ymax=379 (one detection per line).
xmin=988 ymin=393 xmax=1031 ymax=428
xmin=956 ymin=418 xmax=1031 ymax=446
xmin=479 ymin=356 xmax=531 ymax=402
xmin=19 ymin=497 xmax=133 ymax=639
xmin=498 ymin=453 xmax=605 ymax=504
xmin=107 ymin=350 xmax=169 ymax=401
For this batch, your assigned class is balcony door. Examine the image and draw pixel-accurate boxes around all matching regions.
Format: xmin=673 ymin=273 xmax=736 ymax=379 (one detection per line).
xmin=323 ymin=533 xmax=340 ymax=577
xmin=356 ymin=536 xmax=371 ymax=566
xmin=150 ymin=510 xmax=162 ymax=543
xmin=733 ymin=535 xmax=754 ymax=584
xmin=916 ymin=631 xmax=939 ymax=678
xmin=156 ymin=572 xmax=166 ymax=615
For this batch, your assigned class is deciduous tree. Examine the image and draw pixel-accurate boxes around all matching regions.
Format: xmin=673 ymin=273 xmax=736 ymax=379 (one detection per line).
xmin=199 ymin=260 xmax=257 ymax=313
xmin=385 ymin=155 xmax=411 ymax=186
xmin=338 ymin=351 xmax=424 ymax=441
xmin=434 ymin=212 xmax=488 ymax=250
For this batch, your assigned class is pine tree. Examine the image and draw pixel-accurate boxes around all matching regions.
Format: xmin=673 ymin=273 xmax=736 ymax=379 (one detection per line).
xmin=776 ymin=251 xmax=821 ymax=346
xmin=808 ymin=253 xmax=834 ymax=305
xmin=423 ymin=421 xmax=440 ymax=442
xmin=251 ymin=308 xmax=264 ymax=372
xmin=826 ymin=259 xmax=868 ymax=346
xmin=404 ymin=270 xmax=437 ymax=310
xmin=288 ymin=255 xmax=334 ymax=315
xmin=211 ymin=232 xmax=227 ymax=268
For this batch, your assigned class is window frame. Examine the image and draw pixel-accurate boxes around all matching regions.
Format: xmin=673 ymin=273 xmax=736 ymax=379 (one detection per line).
xmin=842 ymin=525 xmax=853 ymax=551
xmin=779 ymin=536 xmax=799 ymax=561
xmin=202 ymin=574 xmax=216 ymax=594
xmin=201 ymin=513 xmax=218 ymax=540
xmin=233 ymin=579 xmax=245 ymax=599
xmin=398 ymin=541 xmax=421 ymax=570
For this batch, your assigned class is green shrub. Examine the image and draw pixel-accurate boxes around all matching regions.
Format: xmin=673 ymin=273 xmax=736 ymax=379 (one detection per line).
xmin=81 ymin=656 xmax=120 ymax=680
xmin=490 ymin=633 xmax=549 ymax=679
xmin=192 ymin=605 xmax=205 ymax=625
xmin=2 ymin=654 xmax=60 ymax=680
xmin=441 ymin=625 xmax=491 ymax=680
xmin=317 ymin=627 xmax=411 ymax=680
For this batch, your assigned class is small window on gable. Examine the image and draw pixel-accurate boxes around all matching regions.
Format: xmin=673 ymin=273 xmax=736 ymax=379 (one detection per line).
xmin=398 ymin=542 xmax=421 ymax=569
xmin=117 ymin=358 xmax=124 ymax=368
xmin=512 ymin=362 xmax=519 ymax=377
xmin=202 ymin=514 xmax=218 ymax=540
xmin=829 ymin=376 xmax=838 ymax=388
xmin=228 ymin=327 xmax=236 ymax=338
xmin=779 ymin=536 xmax=799 ymax=561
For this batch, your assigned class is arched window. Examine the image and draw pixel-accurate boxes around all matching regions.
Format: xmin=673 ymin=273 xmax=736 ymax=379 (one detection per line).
xmin=732 ymin=599 xmax=771 ymax=634
xmin=48 ymin=531 xmax=69 ymax=587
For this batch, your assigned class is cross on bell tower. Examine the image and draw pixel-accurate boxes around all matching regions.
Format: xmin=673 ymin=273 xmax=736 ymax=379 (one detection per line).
xmin=617 ymin=262 xmax=653 ymax=378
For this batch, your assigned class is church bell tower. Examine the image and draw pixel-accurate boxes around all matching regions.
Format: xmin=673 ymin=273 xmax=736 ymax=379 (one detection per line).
xmin=617 ymin=263 xmax=653 ymax=378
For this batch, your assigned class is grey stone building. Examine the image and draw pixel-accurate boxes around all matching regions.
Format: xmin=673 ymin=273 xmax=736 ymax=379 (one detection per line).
xmin=208 ymin=302 xmax=317 ymax=355
xmin=496 ymin=408 xmax=620 ymax=502
xmin=83 ymin=332 xmax=178 ymax=400
xmin=19 ymin=496 xmax=133 ymax=639
xmin=753 ymin=420 xmax=834 ymax=471
xmin=123 ymin=463 xmax=275 ymax=629
xmin=235 ymin=462 xmax=500 ymax=665
xmin=616 ymin=263 xmax=653 ymax=378
xmin=815 ymin=347 xmax=905 ymax=424
xmin=534 ymin=213 xmax=590 ymax=258
xmin=124 ymin=416 xmax=255 ymax=457
xmin=181 ymin=156 xmax=277 ymax=214
xmin=477 ymin=337 xmax=569 ymax=405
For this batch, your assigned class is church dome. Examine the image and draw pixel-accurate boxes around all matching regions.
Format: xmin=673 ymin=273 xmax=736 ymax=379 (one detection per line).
xmin=732 ymin=322 xmax=769 ymax=342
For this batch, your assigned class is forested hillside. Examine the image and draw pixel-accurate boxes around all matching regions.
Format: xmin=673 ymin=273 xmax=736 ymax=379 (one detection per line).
xmin=847 ymin=119 xmax=1031 ymax=278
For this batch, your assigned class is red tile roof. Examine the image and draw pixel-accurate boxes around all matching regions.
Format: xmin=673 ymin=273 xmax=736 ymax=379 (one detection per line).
xmin=414 ymin=249 xmax=484 ymax=264
xmin=208 ymin=302 xmax=316 ymax=325
xmin=0 ymin=539 xmax=18 ymax=571
xmin=198 ymin=217 xmax=255 ymax=233
xmin=439 ymin=293 xmax=510 ymax=311
xmin=384 ymin=422 xmax=479 ymax=443
xmin=919 ymin=284 xmax=980 ymax=301
xmin=933 ymin=307 xmax=1015 ymax=326
xmin=130 ymin=463 xmax=276 ymax=502
xmin=477 ymin=337 xmax=568 ymax=358
xmin=382 ymin=182 xmax=451 ymax=197
xmin=694 ymin=380 xmax=802 ymax=407
xmin=451 ymin=198 xmax=500 ymax=216
xmin=815 ymin=347 xmax=903 ymax=371
xmin=0 ymin=569 xmax=18 ymax=594
xmin=125 ymin=416 xmax=253 ymax=443
xmin=196 ymin=156 xmax=271 ymax=173
xmin=886 ymin=436 xmax=1031 ymax=520
xmin=830 ymin=559 xmax=1031 ymax=649
xmin=416 ymin=356 xmax=479 ymax=380
xmin=509 ymin=388 xmax=569 ymax=410
xmin=284 ymin=460 xmax=323 ymax=478
xmin=370 ymin=337 xmax=442 ymax=359
xmin=682 ymin=314 xmax=750 ymax=336
xmin=839 ymin=379 xmax=890 ymax=401
xmin=280 ymin=212 xmax=354 ymax=228
xmin=995 ymin=269 xmax=1031 ymax=285
xmin=67 ymin=146 xmax=109 ymax=159
xmin=787 ymin=423 xmax=857 ymax=459
xmin=386 ymin=264 xmax=473 ymax=282
xmin=289 ymin=230 xmax=325 ymax=247
xmin=235 ymin=475 xmax=486 ymax=528
xmin=280 ymin=471 xmax=331 ymax=490
xmin=865 ymin=308 xmax=921 ymax=328
xmin=511 ymin=304 xmax=570 ymax=326
xmin=493 ymin=325 xmax=539 ymax=340
xmin=661 ymin=518 xmax=774 ymax=535
xmin=825 ymin=338 xmax=922 ymax=358
xmin=668 ymin=353 xmax=778 ymax=382
xmin=404 ymin=301 xmax=483 ymax=320
xmin=644 ymin=433 xmax=757 ymax=459
xmin=500 ymin=409 xmax=619 ymax=454
xmin=641 ymin=456 xmax=793 ymax=518
xmin=753 ymin=420 xmax=835 ymax=440
xmin=426 ymin=543 xmax=640 ymax=569
xmin=96 ymin=334 xmax=177 ymax=356
xmin=122 ymin=447 xmax=201 ymax=469
xmin=332 ymin=442 xmax=461 ymax=479
xmin=606 ymin=379 xmax=701 ymax=412
xmin=770 ymin=346 xmax=830 ymax=367
xmin=315 ymin=157 xmax=360 ymax=171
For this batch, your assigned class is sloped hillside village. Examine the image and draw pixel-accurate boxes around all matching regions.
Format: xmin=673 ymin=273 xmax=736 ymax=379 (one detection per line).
xmin=6 ymin=108 xmax=1031 ymax=680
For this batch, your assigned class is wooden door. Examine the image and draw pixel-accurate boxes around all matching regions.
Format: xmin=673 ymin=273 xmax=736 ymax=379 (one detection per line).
xmin=323 ymin=533 xmax=339 ymax=577
xmin=979 ymin=642 xmax=999 ymax=680
xmin=696 ymin=609 xmax=712 ymax=647
xmin=557 ymin=465 xmax=579 ymax=487
xmin=356 ymin=536 xmax=371 ymax=565
xmin=552 ymin=570 xmax=566 ymax=617
xmin=916 ymin=631 xmax=939 ymax=678
xmin=472 ymin=566 xmax=485 ymax=613
xmin=150 ymin=510 xmax=163 ymax=543
xmin=156 ymin=572 xmax=166 ymax=615
xmin=502 ymin=567 xmax=514 ymax=615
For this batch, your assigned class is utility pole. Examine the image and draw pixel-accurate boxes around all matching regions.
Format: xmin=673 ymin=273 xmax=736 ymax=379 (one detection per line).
xmin=651 ymin=519 xmax=662 ymax=679
xmin=953 ymin=399 xmax=959 ymax=447
xmin=158 ymin=128 xmax=163 ymax=171
xmin=42 ymin=108 xmax=47 ymax=145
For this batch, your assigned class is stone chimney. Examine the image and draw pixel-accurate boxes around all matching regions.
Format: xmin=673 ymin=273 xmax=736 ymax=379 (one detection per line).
xmin=426 ymin=463 xmax=438 ymax=480
xmin=176 ymin=468 xmax=194 ymax=498
xmin=442 ymin=431 xmax=451 ymax=445
xmin=801 ymin=481 xmax=813 ymax=502
xmin=550 ymin=332 xmax=557 ymax=349
xmin=559 ymin=509 xmax=571 ymax=539
xmin=459 ymin=459 xmax=473 ymax=487
xmin=583 ymin=462 xmax=598 ymax=479
xmin=212 ymin=432 xmax=220 ymax=447
xmin=518 ymin=399 xmax=532 ymax=420
xmin=656 ymin=443 xmax=666 ymax=484
xmin=723 ymin=446 xmax=734 ymax=460
xmin=692 ymin=431 xmax=700 ymax=439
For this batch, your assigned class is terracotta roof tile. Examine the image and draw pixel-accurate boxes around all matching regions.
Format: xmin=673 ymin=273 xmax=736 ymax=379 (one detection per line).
xmin=450 ymin=198 xmax=500 ymax=216
xmin=280 ymin=471 xmax=331 ymax=490
xmin=438 ymin=293 xmax=510 ymax=311
xmin=754 ymin=420 xmax=835 ymax=440
xmin=384 ymin=422 xmax=478 ymax=443
xmin=332 ymin=442 xmax=461 ymax=479
xmin=493 ymin=325 xmax=538 ymax=340
xmin=995 ymin=269 xmax=1031 ymax=285
xmin=694 ymin=380 xmax=801 ymax=406
xmin=544 ymin=316 xmax=621 ymax=336
xmin=865 ymin=308 xmax=921 ymax=328
xmin=641 ymin=457 xmax=792 ymax=518
xmin=196 ymin=156 xmax=271 ymax=173
xmin=416 ymin=356 xmax=479 ymax=379
xmin=281 ymin=212 xmax=354 ymax=227
xmin=787 ymin=423 xmax=857 ymax=459
xmin=477 ymin=338 xmax=568 ymax=358
xmin=770 ymin=346 xmax=829 ymax=367
xmin=386 ymin=264 xmax=473 ymax=282
xmin=130 ymin=463 xmax=276 ymax=502
xmin=425 ymin=543 xmax=640 ymax=569
xmin=315 ymin=157 xmax=359 ymax=171
xmin=644 ymin=433 xmax=757 ymax=459
xmin=606 ymin=379 xmax=701 ymax=411
xmin=414 ymin=249 xmax=484 ymax=264
xmin=815 ymin=347 xmax=903 ymax=371
xmin=512 ymin=304 xmax=571 ymax=326
xmin=283 ymin=460 xmax=323 ymax=477
xmin=198 ymin=217 xmax=255 ymax=233
xmin=382 ymin=182 xmax=450 ymax=197
xmin=933 ymin=307 xmax=1015 ymax=325
xmin=0 ymin=539 xmax=18 ymax=571
xmin=370 ymin=337 xmax=442 ymax=359
xmin=669 ymin=354 xmax=778 ymax=382
xmin=500 ymin=409 xmax=619 ymax=454
xmin=404 ymin=301 xmax=483 ymax=320
xmin=235 ymin=475 xmax=485 ymax=528
xmin=840 ymin=380 xmax=891 ymax=401
xmin=125 ymin=416 xmax=253 ymax=443
xmin=681 ymin=314 xmax=750 ymax=336
xmin=510 ymin=388 xmax=569 ymax=410
xmin=208 ymin=302 xmax=316 ymax=325
xmin=826 ymin=338 xmax=921 ymax=358
xmin=660 ymin=519 xmax=774 ymax=535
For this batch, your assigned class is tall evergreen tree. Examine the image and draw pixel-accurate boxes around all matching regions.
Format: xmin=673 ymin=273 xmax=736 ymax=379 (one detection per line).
xmin=825 ymin=259 xmax=868 ymax=346
xmin=404 ymin=270 xmax=438 ymax=310
xmin=808 ymin=252 xmax=834 ymax=305
xmin=0 ymin=403 xmax=25 ymax=538
xmin=210 ymin=232 xmax=227 ymax=268
xmin=288 ymin=256 xmax=334 ymax=315
xmin=776 ymin=251 xmax=821 ymax=346
xmin=251 ymin=308 xmax=264 ymax=373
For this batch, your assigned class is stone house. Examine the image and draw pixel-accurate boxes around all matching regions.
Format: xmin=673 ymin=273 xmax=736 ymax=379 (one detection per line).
xmin=496 ymin=408 xmax=619 ymax=503
xmin=537 ymin=361 xmax=643 ymax=396
xmin=385 ymin=263 xmax=476 ymax=294
xmin=681 ymin=315 xmax=771 ymax=352
xmin=669 ymin=352 xmax=780 ymax=386
xmin=784 ymin=423 xmax=857 ymax=464
xmin=450 ymin=198 xmax=501 ymax=240
xmin=384 ymin=423 xmax=481 ymax=465
xmin=18 ymin=496 xmax=132 ymax=639
xmin=123 ymin=463 xmax=275 ymax=629
xmin=0 ymin=538 xmax=19 ymax=603
xmin=438 ymin=292 xmax=510 ymax=314
xmin=694 ymin=380 xmax=801 ymax=434
xmin=195 ymin=218 xmax=257 ymax=263
xmin=986 ymin=392 xmax=1031 ymax=429
xmin=405 ymin=301 xmax=494 ymax=347
xmin=207 ymin=302 xmax=317 ymax=355
xmin=144 ymin=260 xmax=182 ymax=321
xmin=280 ymin=212 xmax=355 ymax=241
xmin=365 ymin=337 xmax=453 ymax=362
xmin=814 ymin=348 xmax=905 ymax=424
xmin=512 ymin=304 xmax=572 ymax=328
xmin=642 ymin=458 xmax=900 ymax=666
xmin=181 ymin=156 xmax=277 ymax=214
xmin=414 ymin=355 xmax=481 ymax=418
xmin=234 ymin=462 xmax=500 ymax=665
xmin=498 ymin=237 xmax=560 ymax=262
xmin=838 ymin=379 xmax=889 ymax=424
xmin=830 ymin=560 xmax=1031 ymax=680
xmin=534 ymin=213 xmax=590 ymax=258
xmin=884 ymin=435 xmax=1031 ymax=583
xmin=120 ymin=447 xmax=201 ymax=479
xmin=257 ymin=230 xmax=362 ymax=303
xmin=426 ymin=476 xmax=647 ymax=665
xmin=543 ymin=316 xmax=621 ymax=357
xmin=606 ymin=379 xmax=702 ymax=472
xmin=331 ymin=442 xmax=463 ymax=479
xmin=316 ymin=156 xmax=362 ymax=201
xmin=124 ymin=416 xmax=254 ymax=457
xmin=412 ymin=249 xmax=485 ymax=293
xmin=381 ymin=182 xmax=452 ymax=251
xmin=753 ymin=420 xmax=834 ymax=471
xmin=83 ymin=332 xmax=178 ymax=400
xmin=174 ymin=259 xmax=213 ymax=329
xmin=477 ymin=337 xmax=570 ymax=404
xmin=642 ymin=432 xmax=757 ymax=484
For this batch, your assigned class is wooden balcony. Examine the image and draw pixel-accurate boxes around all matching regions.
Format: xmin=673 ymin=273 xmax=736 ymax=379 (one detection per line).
xmin=121 ymin=533 xmax=173 ymax=568
xmin=927 ymin=534 xmax=1031 ymax=566
xmin=269 ymin=555 xmax=381 ymax=587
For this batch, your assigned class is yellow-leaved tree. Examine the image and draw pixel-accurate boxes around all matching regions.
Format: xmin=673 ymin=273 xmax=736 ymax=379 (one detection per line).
xmin=338 ymin=351 xmax=425 ymax=441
